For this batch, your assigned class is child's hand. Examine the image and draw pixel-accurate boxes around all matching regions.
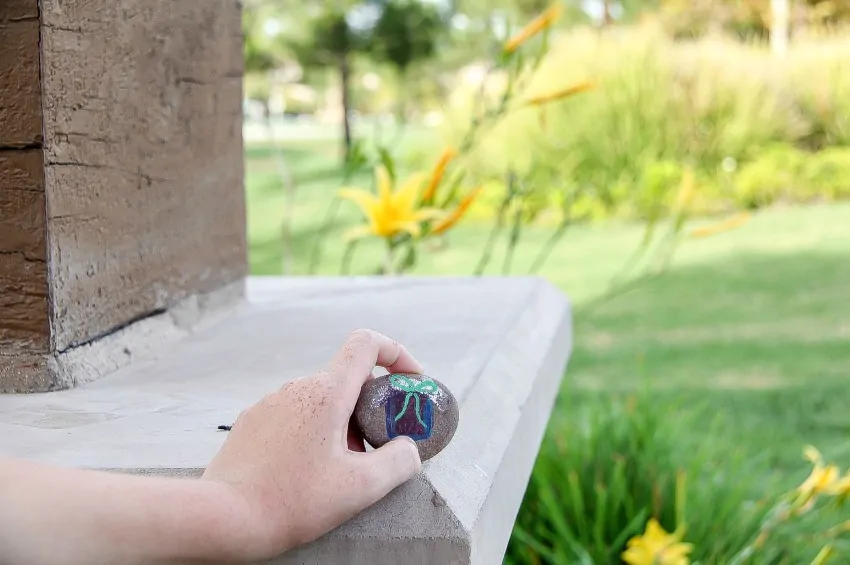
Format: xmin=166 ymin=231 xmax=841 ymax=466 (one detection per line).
xmin=202 ymin=329 xmax=423 ymax=560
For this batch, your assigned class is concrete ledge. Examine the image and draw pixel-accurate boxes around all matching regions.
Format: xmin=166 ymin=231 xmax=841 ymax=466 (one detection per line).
xmin=0 ymin=276 xmax=573 ymax=564
xmin=0 ymin=281 xmax=245 ymax=393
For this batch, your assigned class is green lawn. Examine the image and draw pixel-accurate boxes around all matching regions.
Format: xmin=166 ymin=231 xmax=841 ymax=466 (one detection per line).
xmin=246 ymin=141 xmax=850 ymax=557
xmin=246 ymin=141 xmax=850 ymax=472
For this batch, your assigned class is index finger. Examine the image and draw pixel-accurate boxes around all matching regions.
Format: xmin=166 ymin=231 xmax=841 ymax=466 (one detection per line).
xmin=329 ymin=329 xmax=424 ymax=396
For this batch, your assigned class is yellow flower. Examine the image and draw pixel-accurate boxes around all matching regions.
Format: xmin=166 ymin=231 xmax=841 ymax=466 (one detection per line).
xmin=526 ymin=80 xmax=596 ymax=106
xmin=422 ymin=147 xmax=457 ymax=202
xmin=503 ymin=3 xmax=563 ymax=54
xmin=796 ymin=445 xmax=841 ymax=507
xmin=621 ymin=518 xmax=694 ymax=565
xmin=799 ymin=464 xmax=841 ymax=498
xmin=689 ymin=212 xmax=750 ymax=239
xmin=813 ymin=445 xmax=850 ymax=500
xmin=805 ymin=445 xmax=824 ymax=464
xmin=431 ymin=186 xmax=482 ymax=235
xmin=339 ymin=166 xmax=442 ymax=241
xmin=825 ymin=472 xmax=850 ymax=499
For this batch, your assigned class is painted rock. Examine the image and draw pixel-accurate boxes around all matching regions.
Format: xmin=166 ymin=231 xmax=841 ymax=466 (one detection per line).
xmin=354 ymin=373 xmax=459 ymax=462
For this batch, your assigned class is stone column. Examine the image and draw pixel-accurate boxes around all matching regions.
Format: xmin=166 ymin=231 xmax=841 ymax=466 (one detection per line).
xmin=0 ymin=0 xmax=247 ymax=393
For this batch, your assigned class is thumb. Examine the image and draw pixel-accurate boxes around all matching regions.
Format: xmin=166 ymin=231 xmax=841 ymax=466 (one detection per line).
xmin=352 ymin=437 xmax=422 ymax=506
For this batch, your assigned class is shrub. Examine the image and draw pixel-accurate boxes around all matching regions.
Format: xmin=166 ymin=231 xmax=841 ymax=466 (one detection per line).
xmin=801 ymin=147 xmax=850 ymax=201
xmin=734 ymin=145 xmax=850 ymax=208
xmin=505 ymin=391 xmax=783 ymax=565
xmin=733 ymin=145 xmax=808 ymax=209
xmin=787 ymin=32 xmax=850 ymax=149
xmin=422 ymin=24 xmax=850 ymax=225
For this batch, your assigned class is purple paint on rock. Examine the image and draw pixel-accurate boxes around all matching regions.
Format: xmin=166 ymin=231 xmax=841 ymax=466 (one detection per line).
xmin=354 ymin=373 xmax=460 ymax=461
xmin=385 ymin=390 xmax=433 ymax=441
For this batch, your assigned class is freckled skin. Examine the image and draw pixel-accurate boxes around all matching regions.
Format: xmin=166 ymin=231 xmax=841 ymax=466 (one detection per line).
xmin=202 ymin=329 xmax=424 ymax=558
xmin=0 ymin=329 xmax=428 ymax=565
xmin=0 ymin=330 xmax=423 ymax=565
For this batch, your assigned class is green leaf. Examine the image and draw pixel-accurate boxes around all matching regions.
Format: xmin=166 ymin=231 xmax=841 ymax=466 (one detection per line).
xmin=339 ymin=240 xmax=359 ymax=275
xmin=378 ymin=146 xmax=397 ymax=182
xmin=566 ymin=471 xmax=589 ymax=541
xmin=308 ymin=197 xmax=343 ymax=275
xmin=610 ymin=508 xmax=650 ymax=559
xmin=343 ymin=140 xmax=369 ymax=181
xmin=398 ymin=243 xmax=417 ymax=273
xmin=593 ymin=482 xmax=609 ymax=552
xmin=437 ymin=169 xmax=468 ymax=209
xmin=511 ymin=526 xmax=562 ymax=564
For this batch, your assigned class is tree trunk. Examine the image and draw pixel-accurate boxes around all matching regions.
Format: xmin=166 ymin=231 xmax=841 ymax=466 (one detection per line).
xmin=395 ymin=68 xmax=408 ymax=124
xmin=602 ymin=0 xmax=613 ymax=26
xmin=339 ymin=54 xmax=353 ymax=161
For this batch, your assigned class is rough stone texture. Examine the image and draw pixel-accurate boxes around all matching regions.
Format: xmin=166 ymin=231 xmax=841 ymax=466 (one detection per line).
xmin=355 ymin=373 xmax=459 ymax=462
xmin=0 ymin=0 xmax=247 ymax=392
xmin=40 ymin=0 xmax=247 ymax=351
xmin=0 ymin=150 xmax=49 ymax=391
xmin=0 ymin=0 xmax=42 ymax=147
xmin=0 ymin=0 xmax=50 ymax=392
xmin=0 ymin=276 xmax=573 ymax=564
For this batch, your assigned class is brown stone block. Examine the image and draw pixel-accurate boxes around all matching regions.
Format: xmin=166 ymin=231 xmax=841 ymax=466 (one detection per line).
xmin=0 ymin=16 xmax=43 ymax=146
xmin=0 ymin=151 xmax=47 ymax=259
xmin=0 ymin=0 xmax=38 ymax=23
xmin=0 ymin=251 xmax=49 ymax=349
xmin=2 ymin=0 xmax=246 ymax=391
xmin=37 ymin=0 xmax=246 ymax=351
xmin=0 ymin=149 xmax=48 ymax=357
xmin=45 ymin=164 xmax=245 ymax=350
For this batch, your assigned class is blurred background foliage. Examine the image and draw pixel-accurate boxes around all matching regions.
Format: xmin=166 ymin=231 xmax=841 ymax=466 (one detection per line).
xmin=239 ymin=0 xmax=850 ymax=562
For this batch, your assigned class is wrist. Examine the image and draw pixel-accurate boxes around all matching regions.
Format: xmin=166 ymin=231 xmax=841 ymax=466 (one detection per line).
xmin=189 ymin=479 xmax=264 ymax=563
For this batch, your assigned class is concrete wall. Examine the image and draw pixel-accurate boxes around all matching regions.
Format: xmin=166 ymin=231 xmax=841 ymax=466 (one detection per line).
xmin=0 ymin=0 xmax=247 ymax=393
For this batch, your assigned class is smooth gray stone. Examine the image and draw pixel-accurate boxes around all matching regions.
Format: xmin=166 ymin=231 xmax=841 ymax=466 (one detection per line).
xmin=354 ymin=373 xmax=459 ymax=461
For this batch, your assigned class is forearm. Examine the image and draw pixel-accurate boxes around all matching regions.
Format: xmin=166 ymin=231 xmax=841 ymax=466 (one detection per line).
xmin=0 ymin=458 xmax=253 ymax=565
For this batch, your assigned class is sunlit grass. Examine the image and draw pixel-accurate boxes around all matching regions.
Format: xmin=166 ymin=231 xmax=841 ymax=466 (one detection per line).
xmin=245 ymin=137 xmax=850 ymax=562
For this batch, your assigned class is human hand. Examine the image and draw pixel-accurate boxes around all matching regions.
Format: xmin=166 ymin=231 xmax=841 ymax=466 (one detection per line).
xmin=201 ymin=329 xmax=424 ymax=561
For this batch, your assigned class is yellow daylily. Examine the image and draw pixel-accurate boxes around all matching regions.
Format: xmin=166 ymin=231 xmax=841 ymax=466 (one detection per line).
xmin=526 ymin=80 xmax=596 ymax=106
xmin=689 ymin=212 xmax=750 ymax=239
xmin=422 ymin=147 xmax=458 ymax=202
xmin=503 ymin=3 xmax=563 ymax=54
xmin=805 ymin=445 xmax=824 ymax=464
xmin=339 ymin=166 xmax=442 ymax=241
xmin=826 ymin=471 xmax=850 ymax=499
xmin=431 ymin=186 xmax=482 ymax=235
xmin=796 ymin=445 xmax=841 ymax=507
xmin=621 ymin=519 xmax=694 ymax=565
